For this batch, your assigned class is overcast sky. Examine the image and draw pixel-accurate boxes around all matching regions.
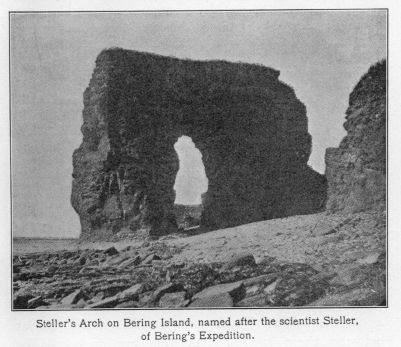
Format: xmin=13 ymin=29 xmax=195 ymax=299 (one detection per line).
xmin=11 ymin=11 xmax=386 ymax=238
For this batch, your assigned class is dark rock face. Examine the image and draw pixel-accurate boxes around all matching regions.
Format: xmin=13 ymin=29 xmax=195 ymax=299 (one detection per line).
xmin=72 ymin=48 xmax=326 ymax=238
xmin=325 ymin=61 xmax=386 ymax=213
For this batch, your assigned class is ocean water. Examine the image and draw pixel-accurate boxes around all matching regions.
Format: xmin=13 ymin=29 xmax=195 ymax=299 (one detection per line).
xmin=13 ymin=238 xmax=80 ymax=255
xmin=12 ymin=237 xmax=143 ymax=256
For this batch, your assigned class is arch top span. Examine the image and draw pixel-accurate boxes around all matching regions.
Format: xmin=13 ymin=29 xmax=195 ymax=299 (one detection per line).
xmin=71 ymin=48 xmax=327 ymax=239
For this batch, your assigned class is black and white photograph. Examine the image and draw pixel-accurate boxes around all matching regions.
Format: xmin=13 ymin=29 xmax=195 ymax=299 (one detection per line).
xmin=9 ymin=9 xmax=388 ymax=312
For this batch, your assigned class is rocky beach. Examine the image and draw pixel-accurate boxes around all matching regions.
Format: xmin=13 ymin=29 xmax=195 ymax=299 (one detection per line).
xmin=13 ymin=209 xmax=386 ymax=309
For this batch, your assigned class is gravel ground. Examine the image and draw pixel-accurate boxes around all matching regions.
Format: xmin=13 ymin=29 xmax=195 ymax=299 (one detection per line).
xmin=164 ymin=211 xmax=386 ymax=273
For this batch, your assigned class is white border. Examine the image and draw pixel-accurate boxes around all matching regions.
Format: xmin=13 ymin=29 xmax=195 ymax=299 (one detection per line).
xmin=1 ymin=1 xmax=401 ymax=346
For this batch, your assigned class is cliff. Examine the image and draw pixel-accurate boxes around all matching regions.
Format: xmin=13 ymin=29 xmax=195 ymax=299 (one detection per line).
xmin=325 ymin=60 xmax=386 ymax=213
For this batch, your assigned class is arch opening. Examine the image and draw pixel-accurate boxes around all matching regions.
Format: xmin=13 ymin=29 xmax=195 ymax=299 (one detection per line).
xmin=173 ymin=136 xmax=208 ymax=229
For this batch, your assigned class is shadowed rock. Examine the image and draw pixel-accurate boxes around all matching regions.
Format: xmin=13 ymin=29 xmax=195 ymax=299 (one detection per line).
xmin=325 ymin=60 xmax=386 ymax=213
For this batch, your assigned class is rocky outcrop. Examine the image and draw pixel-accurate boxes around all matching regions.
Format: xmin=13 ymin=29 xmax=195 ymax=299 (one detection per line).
xmin=11 ymin=248 xmax=332 ymax=309
xmin=72 ymin=48 xmax=326 ymax=239
xmin=325 ymin=60 xmax=386 ymax=213
xmin=13 ymin=239 xmax=385 ymax=309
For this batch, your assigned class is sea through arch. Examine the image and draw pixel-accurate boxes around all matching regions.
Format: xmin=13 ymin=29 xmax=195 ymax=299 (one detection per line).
xmin=173 ymin=135 xmax=208 ymax=229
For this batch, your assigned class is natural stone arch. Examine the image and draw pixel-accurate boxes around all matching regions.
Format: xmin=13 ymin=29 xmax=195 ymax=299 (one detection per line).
xmin=71 ymin=48 xmax=327 ymax=239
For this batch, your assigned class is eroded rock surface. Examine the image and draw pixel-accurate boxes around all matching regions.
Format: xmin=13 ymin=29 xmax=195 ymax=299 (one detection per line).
xmin=72 ymin=48 xmax=326 ymax=239
xmin=325 ymin=60 xmax=386 ymax=213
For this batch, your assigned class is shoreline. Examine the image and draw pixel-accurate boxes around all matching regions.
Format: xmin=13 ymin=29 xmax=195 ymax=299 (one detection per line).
xmin=12 ymin=210 xmax=386 ymax=309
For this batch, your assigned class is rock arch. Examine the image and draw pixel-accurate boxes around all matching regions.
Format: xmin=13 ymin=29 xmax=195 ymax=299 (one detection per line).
xmin=71 ymin=48 xmax=327 ymax=239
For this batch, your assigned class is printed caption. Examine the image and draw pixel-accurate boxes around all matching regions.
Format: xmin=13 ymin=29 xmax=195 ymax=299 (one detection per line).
xmin=35 ymin=315 xmax=359 ymax=342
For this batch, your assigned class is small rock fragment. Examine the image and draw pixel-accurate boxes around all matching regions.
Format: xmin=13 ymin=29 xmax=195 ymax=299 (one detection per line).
xmin=120 ymin=284 xmax=144 ymax=301
xmin=357 ymin=253 xmax=381 ymax=265
xmin=153 ymin=283 xmax=184 ymax=301
xmin=142 ymin=254 xmax=161 ymax=265
xmin=159 ymin=292 xmax=188 ymax=308
xmin=189 ymin=293 xmax=233 ymax=308
xmin=245 ymin=285 xmax=260 ymax=296
xmin=307 ymin=288 xmax=385 ymax=306
xmin=138 ymin=293 xmax=153 ymax=307
xmin=76 ymin=256 xmax=86 ymax=265
xmin=103 ymin=247 xmax=119 ymax=256
xmin=87 ymin=294 xmax=121 ymax=309
xmin=13 ymin=293 xmax=34 ymax=309
xmin=90 ymin=292 xmax=104 ymax=303
xmin=243 ymin=274 xmax=277 ymax=287
xmin=61 ymin=289 xmax=82 ymax=305
xmin=27 ymin=296 xmax=47 ymax=309
xmin=47 ymin=265 xmax=58 ymax=274
xmin=224 ymin=253 xmax=256 ymax=270
xmin=193 ymin=281 xmax=245 ymax=303
xmin=75 ymin=298 xmax=87 ymax=308
xmin=236 ymin=294 xmax=267 ymax=307
xmin=115 ymin=301 xmax=139 ymax=308
xmin=117 ymin=256 xmax=141 ymax=270
xmin=264 ymin=279 xmax=280 ymax=295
